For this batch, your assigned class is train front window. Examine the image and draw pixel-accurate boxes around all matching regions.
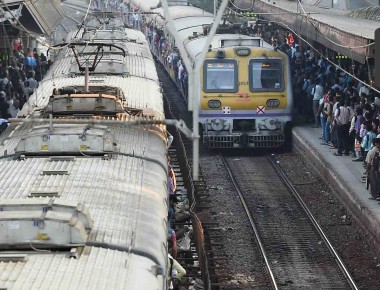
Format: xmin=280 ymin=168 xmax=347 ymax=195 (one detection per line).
xmin=204 ymin=60 xmax=237 ymax=93
xmin=249 ymin=59 xmax=284 ymax=92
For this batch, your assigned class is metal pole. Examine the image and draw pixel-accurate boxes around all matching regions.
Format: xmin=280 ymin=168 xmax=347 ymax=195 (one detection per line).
xmin=188 ymin=70 xmax=194 ymax=109
xmin=193 ymin=0 xmax=229 ymax=181
xmin=85 ymin=61 xmax=89 ymax=92
xmin=161 ymin=0 xmax=229 ymax=180
xmin=214 ymin=0 xmax=217 ymax=16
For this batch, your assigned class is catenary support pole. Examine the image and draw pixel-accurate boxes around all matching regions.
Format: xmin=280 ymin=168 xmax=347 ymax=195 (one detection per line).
xmin=161 ymin=0 xmax=229 ymax=180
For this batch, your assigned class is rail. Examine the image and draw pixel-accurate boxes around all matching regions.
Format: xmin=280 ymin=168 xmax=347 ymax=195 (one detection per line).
xmin=219 ymin=154 xmax=279 ymax=290
xmin=268 ymin=155 xmax=359 ymax=290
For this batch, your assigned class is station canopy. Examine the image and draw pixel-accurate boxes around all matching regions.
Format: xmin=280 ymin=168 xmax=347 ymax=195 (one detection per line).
xmin=0 ymin=0 xmax=65 ymax=36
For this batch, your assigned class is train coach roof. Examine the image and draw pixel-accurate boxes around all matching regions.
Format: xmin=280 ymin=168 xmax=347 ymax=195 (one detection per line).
xmin=21 ymin=28 xmax=163 ymax=119
xmin=152 ymin=6 xmax=213 ymax=26
xmin=0 ymin=129 xmax=167 ymax=288
xmin=171 ymin=15 xmax=214 ymax=32
xmin=130 ymin=0 xmax=160 ymax=11
xmin=0 ymin=249 xmax=162 ymax=289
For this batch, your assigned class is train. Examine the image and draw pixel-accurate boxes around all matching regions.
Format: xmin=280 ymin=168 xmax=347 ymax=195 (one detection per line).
xmin=0 ymin=17 xmax=170 ymax=290
xmin=130 ymin=0 xmax=293 ymax=149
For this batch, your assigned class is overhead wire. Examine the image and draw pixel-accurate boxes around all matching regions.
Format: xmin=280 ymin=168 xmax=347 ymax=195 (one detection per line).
xmin=214 ymin=0 xmax=380 ymax=94
xmin=297 ymin=0 xmax=308 ymax=16
xmin=227 ymin=0 xmax=255 ymax=11
xmin=296 ymin=0 xmax=374 ymax=49
xmin=222 ymin=1 xmax=374 ymax=83
xmin=269 ymin=19 xmax=380 ymax=95
xmin=228 ymin=0 xmax=378 ymax=92
xmin=293 ymin=0 xmax=377 ymax=93
xmin=74 ymin=0 xmax=94 ymax=39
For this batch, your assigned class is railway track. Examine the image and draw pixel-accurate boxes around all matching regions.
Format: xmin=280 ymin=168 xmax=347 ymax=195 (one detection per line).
xmin=221 ymin=154 xmax=358 ymax=289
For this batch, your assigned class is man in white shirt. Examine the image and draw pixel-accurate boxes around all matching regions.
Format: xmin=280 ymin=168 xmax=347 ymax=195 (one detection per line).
xmin=334 ymin=99 xmax=353 ymax=156
xmin=7 ymin=98 xmax=20 ymax=118
xmin=359 ymin=83 xmax=369 ymax=96
xmin=312 ymin=78 xmax=324 ymax=128
xmin=24 ymin=71 xmax=39 ymax=99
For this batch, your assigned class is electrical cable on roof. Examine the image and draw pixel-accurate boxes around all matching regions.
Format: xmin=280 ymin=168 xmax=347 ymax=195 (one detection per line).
xmin=29 ymin=240 xmax=51 ymax=252
xmin=297 ymin=0 xmax=308 ymax=16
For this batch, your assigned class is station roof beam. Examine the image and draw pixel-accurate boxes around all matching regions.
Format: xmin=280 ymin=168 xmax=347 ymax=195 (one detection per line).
xmin=0 ymin=0 xmax=65 ymax=36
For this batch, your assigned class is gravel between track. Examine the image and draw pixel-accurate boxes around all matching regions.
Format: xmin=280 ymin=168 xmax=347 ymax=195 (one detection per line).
xmin=199 ymin=150 xmax=271 ymax=289
xmin=274 ymin=152 xmax=380 ymax=290
xmin=156 ymin=58 xmax=380 ymax=289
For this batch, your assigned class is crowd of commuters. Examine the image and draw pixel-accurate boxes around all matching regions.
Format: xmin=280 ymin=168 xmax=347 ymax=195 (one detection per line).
xmin=260 ymin=25 xmax=380 ymax=201
xmin=0 ymin=38 xmax=50 ymax=134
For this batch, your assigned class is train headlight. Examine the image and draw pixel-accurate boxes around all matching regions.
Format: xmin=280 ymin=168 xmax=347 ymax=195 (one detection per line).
xmin=266 ymin=99 xmax=280 ymax=108
xmin=258 ymin=118 xmax=279 ymax=131
xmin=210 ymin=119 xmax=225 ymax=131
xmin=216 ymin=50 xmax=226 ymax=59
xmin=235 ymin=47 xmax=250 ymax=56
xmin=208 ymin=100 xmax=221 ymax=108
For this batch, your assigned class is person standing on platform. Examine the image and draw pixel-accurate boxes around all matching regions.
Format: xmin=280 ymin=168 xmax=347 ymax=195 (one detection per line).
xmin=366 ymin=138 xmax=380 ymax=200
xmin=353 ymin=107 xmax=365 ymax=161
xmin=333 ymin=99 xmax=354 ymax=156
xmin=361 ymin=123 xmax=377 ymax=162
xmin=312 ymin=78 xmax=324 ymax=128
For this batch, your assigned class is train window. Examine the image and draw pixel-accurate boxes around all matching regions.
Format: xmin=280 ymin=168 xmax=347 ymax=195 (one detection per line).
xmin=203 ymin=60 xmax=237 ymax=93
xmin=249 ymin=59 xmax=284 ymax=92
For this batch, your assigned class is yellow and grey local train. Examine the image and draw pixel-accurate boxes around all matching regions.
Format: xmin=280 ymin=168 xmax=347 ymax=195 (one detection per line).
xmin=132 ymin=2 xmax=293 ymax=148
xmin=198 ymin=34 xmax=293 ymax=148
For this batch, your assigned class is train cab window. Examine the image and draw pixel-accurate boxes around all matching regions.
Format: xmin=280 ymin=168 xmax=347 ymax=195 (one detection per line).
xmin=249 ymin=59 xmax=284 ymax=92
xmin=203 ymin=60 xmax=237 ymax=93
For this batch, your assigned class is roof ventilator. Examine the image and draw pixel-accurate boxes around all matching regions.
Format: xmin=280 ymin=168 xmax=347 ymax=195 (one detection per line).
xmin=0 ymin=254 xmax=27 ymax=262
xmin=15 ymin=124 xmax=117 ymax=156
xmin=42 ymin=170 xmax=69 ymax=175
xmin=29 ymin=191 xmax=60 ymax=198
xmin=0 ymin=198 xmax=93 ymax=249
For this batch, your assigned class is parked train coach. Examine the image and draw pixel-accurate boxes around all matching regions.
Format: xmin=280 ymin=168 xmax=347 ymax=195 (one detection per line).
xmin=0 ymin=22 xmax=170 ymax=289
xmin=131 ymin=1 xmax=293 ymax=149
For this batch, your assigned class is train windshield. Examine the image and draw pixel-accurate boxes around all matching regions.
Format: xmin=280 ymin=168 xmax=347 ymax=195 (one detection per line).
xmin=204 ymin=60 xmax=237 ymax=92
xmin=249 ymin=59 xmax=284 ymax=92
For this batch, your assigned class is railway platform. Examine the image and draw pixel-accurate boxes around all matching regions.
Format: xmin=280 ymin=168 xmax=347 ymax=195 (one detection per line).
xmin=293 ymin=125 xmax=380 ymax=248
